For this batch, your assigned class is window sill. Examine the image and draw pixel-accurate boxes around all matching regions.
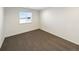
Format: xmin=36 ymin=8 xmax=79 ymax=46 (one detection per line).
xmin=19 ymin=21 xmax=32 ymax=24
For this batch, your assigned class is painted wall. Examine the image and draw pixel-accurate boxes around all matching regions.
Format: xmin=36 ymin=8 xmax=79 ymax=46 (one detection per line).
xmin=4 ymin=7 xmax=40 ymax=37
xmin=40 ymin=7 xmax=79 ymax=45
xmin=0 ymin=7 xmax=4 ymax=48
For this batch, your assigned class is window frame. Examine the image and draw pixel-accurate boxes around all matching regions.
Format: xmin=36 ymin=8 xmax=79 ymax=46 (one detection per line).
xmin=19 ymin=11 xmax=32 ymax=24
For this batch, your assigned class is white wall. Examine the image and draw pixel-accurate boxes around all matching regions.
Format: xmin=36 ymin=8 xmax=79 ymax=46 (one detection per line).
xmin=4 ymin=7 xmax=79 ymax=45
xmin=0 ymin=7 xmax=4 ymax=48
xmin=4 ymin=7 xmax=40 ymax=37
xmin=40 ymin=7 xmax=79 ymax=45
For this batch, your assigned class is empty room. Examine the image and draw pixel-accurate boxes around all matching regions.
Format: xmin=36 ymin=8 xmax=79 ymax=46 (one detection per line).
xmin=0 ymin=7 xmax=79 ymax=51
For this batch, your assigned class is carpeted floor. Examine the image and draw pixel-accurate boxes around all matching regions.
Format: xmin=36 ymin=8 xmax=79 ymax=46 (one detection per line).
xmin=1 ymin=29 xmax=79 ymax=51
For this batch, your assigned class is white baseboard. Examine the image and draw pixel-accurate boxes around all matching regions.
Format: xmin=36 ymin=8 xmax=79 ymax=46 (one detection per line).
xmin=5 ymin=28 xmax=40 ymax=38
xmin=40 ymin=28 xmax=79 ymax=45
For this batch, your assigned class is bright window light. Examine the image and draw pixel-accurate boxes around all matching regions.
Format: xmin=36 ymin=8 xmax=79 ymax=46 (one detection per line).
xmin=19 ymin=11 xmax=32 ymax=24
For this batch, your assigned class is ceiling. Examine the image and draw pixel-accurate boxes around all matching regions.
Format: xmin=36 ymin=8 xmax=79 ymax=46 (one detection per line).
xmin=28 ymin=7 xmax=47 ymax=10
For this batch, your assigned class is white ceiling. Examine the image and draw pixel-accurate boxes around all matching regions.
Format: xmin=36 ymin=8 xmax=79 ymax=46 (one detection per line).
xmin=28 ymin=7 xmax=47 ymax=10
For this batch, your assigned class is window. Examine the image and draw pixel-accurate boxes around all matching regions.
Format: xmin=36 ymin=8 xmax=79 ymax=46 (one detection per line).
xmin=19 ymin=11 xmax=32 ymax=24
